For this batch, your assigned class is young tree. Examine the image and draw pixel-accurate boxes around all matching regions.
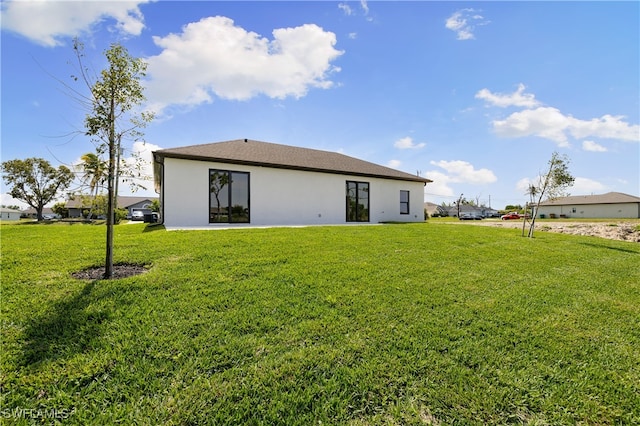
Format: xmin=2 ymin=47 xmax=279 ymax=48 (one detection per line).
xmin=1 ymin=158 xmax=73 ymax=221
xmin=74 ymin=40 xmax=154 ymax=278
xmin=150 ymin=199 xmax=160 ymax=213
xmin=210 ymin=171 xmax=230 ymax=222
xmin=523 ymin=152 xmax=575 ymax=238
xmin=78 ymin=151 xmax=107 ymax=220
xmin=456 ymin=193 xmax=464 ymax=217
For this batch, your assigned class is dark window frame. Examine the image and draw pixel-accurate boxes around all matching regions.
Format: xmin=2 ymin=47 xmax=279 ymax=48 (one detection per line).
xmin=400 ymin=190 xmax=410 ymax=215
xmin=209 ymin=169 xmax=250 ymax=224
xmin=346 ymin=180 xmax=370 ymax=222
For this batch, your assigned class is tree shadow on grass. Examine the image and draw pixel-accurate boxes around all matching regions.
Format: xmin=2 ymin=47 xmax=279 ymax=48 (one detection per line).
xmin=142 ymin=223 xmax=165 ymax=233
xmin=20 ymin=280 xmax=110 ymax=366
xmin=579 ymin=241 xmax=640 ymax=255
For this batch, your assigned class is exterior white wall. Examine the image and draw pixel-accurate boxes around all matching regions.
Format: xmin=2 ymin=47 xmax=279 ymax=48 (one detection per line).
xmin=537 ymin=203 xmax=640 ymax=219
xmin=162 ymin=157 xmax=425 ymax=228
xmin=0 ymin=211 xmax=21 ymax=221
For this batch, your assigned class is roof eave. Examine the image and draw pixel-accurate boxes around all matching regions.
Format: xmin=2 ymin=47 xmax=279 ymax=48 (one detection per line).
xmin=154 ymin=151 xmax=431 ymax=184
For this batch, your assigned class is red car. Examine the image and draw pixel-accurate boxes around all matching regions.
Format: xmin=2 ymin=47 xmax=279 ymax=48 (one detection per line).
xmin=500 ymin=212 xmax=521 ymax=220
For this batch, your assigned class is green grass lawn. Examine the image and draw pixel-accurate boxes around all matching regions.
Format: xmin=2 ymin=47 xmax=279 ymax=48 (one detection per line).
xmin=1 ymin=222 xmax=639 ymax=424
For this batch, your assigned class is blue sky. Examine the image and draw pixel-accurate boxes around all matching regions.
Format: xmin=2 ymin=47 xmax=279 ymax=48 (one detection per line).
xmin=1 ymin=1 xmax=638 ymax=210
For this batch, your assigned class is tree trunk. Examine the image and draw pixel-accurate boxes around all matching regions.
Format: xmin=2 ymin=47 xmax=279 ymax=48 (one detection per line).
xmin=526 ymin=158 xmax=555 ymax=238
xmin=105 ymin=146 xmax=115 ymax=278
xmin=114 ymin=136 xmax=121 ymax=212
xmin=36 ymin=205 xmax=44 ymax=222
xmin=104 ymin=94 xmax=116 ymax=279
xmin=527 ymin=205 xmax=538 ymax=237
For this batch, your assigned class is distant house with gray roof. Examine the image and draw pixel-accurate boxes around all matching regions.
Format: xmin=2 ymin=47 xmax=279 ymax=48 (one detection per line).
xmin=22 ymin=207 xmax=57 ymax=220
xmin=153 ymin=139 xmax=431 ymax=228
xmin=65 ymin=196 xmax=158 ymax=218
xmin=537 ymin=192 xmax=640 ymax=219
xmin=0 ymin=207 xmax=22 ymax=221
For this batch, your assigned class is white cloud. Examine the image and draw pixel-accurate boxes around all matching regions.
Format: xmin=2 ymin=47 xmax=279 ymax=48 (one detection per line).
xmin=582 ymin=140 xmax=607 ymax=152
xmin=569 ymin=177 xmax=609 ymax=194
xmin=423 ymin=162 xmax=497 ymax=202
xmin=144 ymin=17 xmax=343 ymax=115
xmin=386 ymin=159 xmax=402 ymax=169
xmin=0 ymin=0 xmax=150 ymax=47
xmin=445 ymin=9 xmax=488 ymax=41
xmin=516 ymin=177 xmax=533 ymax=194
xmin=478 ymin=84 xmax=640 ymax=146
xmin=492 ymin=107 xmax=572 ymax=146
xmin=360 ymin=0 xmax=369 ymax=15
xmin=424 ymin=171 xmax=455 ymax=198
xmin=394 ymin=137 xmax=425 ymax=150
xmin=428 ymin=160 xmax=497 ymax=185
xmin=339 ymin=1 xmax=369 ymax=19
xmin=517 ymin=176 xmax=608 ymax=197
xmin=475 ymin=84 xmax=540 ymax=108
xmin=569 ymin=114 xmax=640 ymax=141
xmin=338 ymin=3 xmax=353 ymax=16
xmin=492 ymin=107 xmax=639 ymax=147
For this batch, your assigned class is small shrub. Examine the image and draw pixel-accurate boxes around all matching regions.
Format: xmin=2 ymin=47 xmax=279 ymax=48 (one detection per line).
xmin=115 ymin=208 xmax=128 ymax=224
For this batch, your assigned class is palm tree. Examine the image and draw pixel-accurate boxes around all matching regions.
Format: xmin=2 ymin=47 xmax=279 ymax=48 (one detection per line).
xmin=79 ymin=152 xmax=107 ymax=219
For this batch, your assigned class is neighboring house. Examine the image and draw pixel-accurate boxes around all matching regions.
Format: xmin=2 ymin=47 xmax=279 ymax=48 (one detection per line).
xmin=0 ymin=207 xmax=22 ymax=221
xmin=481 ymin=207 xmax=501 ymax=218
xmin=65 ymin=196 xmax=158 ymax=218
xmin=424 ymin=202 xmax=440 ymax=217
xmin=445 ymin=205 xmax=484 ymax=218
xmin=537 ymin=192 xmax=640 ymax=219
xmin=22 ymin=207 xmax=57 ymax=219
xmin=153 ymin=139 xmax=432 ymax=228
xmin=442 ymin=205 xmax=500 ymax=218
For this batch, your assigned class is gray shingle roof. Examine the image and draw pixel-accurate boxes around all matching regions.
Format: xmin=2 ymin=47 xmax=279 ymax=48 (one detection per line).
xmin=153 ymin=139 xmax=431 ymax=183
xmin=539 ymin=192 xmax=640 ymax=206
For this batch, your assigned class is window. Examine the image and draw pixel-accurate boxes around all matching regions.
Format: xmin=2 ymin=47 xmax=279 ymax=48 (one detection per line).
xmin=346 ymin=181 xmax=369 ymax=222
xmin=400 ymin=190 xmax=410 ymax=214
xmin=210 ymin=170 xmax=250 ymax=223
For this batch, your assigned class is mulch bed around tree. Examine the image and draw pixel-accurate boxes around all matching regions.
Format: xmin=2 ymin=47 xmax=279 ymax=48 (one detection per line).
xmin=72 ymin=263 xmax=148 ymax=280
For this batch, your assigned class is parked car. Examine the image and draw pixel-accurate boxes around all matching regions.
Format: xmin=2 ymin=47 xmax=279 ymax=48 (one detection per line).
xmin=131 ymin=211 xmax=145 ymax=221
xmin=459 ymin=212 xmax=482 ymax=220
xmin=501 ymin=212 xmax=521 ymax=220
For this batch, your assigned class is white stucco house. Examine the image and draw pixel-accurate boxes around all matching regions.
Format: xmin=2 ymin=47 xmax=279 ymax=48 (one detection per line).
xmin=0 ymin=207 xmax=22 ymax=221
xmin=536 ymin=192 xmax=640 ymax=219
xmin=153 ymin=139 xmax=431 ymax=228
